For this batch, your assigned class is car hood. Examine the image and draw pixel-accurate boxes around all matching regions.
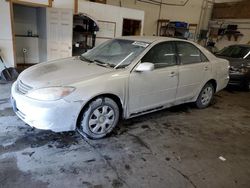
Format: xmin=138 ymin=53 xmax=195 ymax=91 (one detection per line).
xmin=18 ymin=57 xmax=114 ymax=88
xmin=216 ymin=55 xmax=249 ymax=68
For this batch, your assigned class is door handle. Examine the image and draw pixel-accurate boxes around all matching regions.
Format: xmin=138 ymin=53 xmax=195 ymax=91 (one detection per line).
xmin=204 ymin=66 xmax=209 ymax=71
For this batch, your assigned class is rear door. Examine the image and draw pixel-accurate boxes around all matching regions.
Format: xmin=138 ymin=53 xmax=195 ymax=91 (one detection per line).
xmin=175 ymin=41 xmax=211 ymax=101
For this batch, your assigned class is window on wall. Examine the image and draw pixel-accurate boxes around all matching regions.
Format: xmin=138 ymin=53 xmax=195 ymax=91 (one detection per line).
xmin=89 ymin=0 xmax=107 ymax=4
xmin=141 ymin=42 xmax=177 ymax=68
xmin=122 ymin=19 xmax=141 ymax=36
xmin=176 ymin=42 xmax=208 ymax=65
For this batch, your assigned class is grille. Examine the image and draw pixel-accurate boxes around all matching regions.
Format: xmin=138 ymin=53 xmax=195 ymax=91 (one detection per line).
xmin=17 ymin=80 xmax=33 ymax=94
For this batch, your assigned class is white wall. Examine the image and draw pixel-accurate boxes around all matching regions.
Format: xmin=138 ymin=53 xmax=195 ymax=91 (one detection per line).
xmin=0 ymin=0 xmax=15 ymax=68
xmin=52 ymin=0 xmax=74 ymax=9
xmin=14 ymin=0 xmax=49 ymax=5
xmin=53 ymin=0 xmax=144 ymax=46
xmin=78 ymin=1 xmax=144 ymax=45
xmin=107 ymin=0 xmax=204 ymax=36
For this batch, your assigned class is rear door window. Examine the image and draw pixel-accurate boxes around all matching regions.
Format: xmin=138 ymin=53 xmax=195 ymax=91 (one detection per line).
xmin=176 ymin=42 xmax=207 ymax=64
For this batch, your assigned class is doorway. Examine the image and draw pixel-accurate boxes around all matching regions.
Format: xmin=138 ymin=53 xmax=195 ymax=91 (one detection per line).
xmin=12 ymin=3 xmax=73 ymax=70
xmin=13 ymin=4 xmax=43 ymax=69
xmin=122 ymin=19 xmax=141 ymax=36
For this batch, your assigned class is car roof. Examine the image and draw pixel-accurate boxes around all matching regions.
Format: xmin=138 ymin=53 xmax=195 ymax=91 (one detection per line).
xmin=117 ymin=36 xmax=186 ymax=43
xmin=116 ymin=36 xmax=219 ymax=62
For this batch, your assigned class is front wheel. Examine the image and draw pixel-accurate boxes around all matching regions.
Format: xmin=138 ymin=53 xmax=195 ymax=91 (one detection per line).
xmin=195 ymin=82 xmax=214 ymax=109
xmin=78 ymin=97 xmax=120 ymax=139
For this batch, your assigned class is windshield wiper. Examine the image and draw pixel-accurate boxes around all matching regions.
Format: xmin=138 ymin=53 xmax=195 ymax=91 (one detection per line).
xmin=79 ymin=56 xmax=94 ymax=63
xmin=114 ymin=52 xmax=133 ymax=69
xmin=93 ymin=59 xmax=114 ymax=68
xmin=93 ymin=59 xmax=106 ymax=64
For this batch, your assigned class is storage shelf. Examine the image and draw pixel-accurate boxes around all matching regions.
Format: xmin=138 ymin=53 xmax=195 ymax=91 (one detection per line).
xmin=73 ymin=31 xmax=94 ymax=35
xmin=15 ymin=34 xmax=39 ymax=38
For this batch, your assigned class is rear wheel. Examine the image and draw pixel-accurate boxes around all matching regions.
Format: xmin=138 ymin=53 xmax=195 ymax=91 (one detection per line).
xmin=195 ymin=82 xmax=214 ymax=109
xmin=78 ymin=97 xmax=120 ymax=139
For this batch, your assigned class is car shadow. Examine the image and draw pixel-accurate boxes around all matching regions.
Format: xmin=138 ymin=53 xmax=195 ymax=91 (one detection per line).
xmin=111 ymin=102 xmax=197 ymax=137
xmin=225 ymin=84 xmax=249 ymax=93
xmin=0 ymin=128 xmax=81 ymax=155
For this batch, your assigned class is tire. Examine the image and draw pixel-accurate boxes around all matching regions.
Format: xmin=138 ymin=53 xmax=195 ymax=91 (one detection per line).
xmin=78 ymin=97 xmax=120 ymax=139
xmin=195 ymin=82 xmax=214 ymax=109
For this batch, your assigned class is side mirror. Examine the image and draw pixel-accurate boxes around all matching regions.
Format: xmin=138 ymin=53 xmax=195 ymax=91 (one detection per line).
xmin=135 ymin=62 xmax=154 ymax=72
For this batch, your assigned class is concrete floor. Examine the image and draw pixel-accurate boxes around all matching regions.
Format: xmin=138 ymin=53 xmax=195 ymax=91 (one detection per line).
xmin=0 ymin=83 xmax=250 ymax=188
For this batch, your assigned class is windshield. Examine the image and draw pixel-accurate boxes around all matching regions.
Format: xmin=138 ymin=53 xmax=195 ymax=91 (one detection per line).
xmin=80 ymin=39 xmax=150 ymax=68
xmin=217 ymin=45 xmax=250 ymax=59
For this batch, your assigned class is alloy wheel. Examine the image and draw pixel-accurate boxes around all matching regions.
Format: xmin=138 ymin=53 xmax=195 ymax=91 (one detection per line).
xmin=88 ymin=105 xmax=115 ymax=135
xmin=201 ymin=86 xmax=213 ymax=106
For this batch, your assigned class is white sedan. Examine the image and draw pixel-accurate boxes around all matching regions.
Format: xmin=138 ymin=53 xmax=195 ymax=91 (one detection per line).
xmin=11 ymin=36 xmax=229 ymax=139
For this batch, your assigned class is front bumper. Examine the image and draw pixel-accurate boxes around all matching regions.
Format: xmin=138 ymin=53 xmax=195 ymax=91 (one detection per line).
xmin=11 ymin=82 xmax=84 ymax=132
xmin=229 ymin=73 xmax=249 ymax=85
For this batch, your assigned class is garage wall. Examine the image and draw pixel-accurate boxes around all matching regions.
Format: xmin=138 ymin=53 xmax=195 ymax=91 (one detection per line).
xmin=210 ymin=1 xmax=250 ymax=49
xmin=106 ymin=0 xmax=243 ymax=36
xmin=12 ymin=0 xmax=49 ymax=6
xmin=78 ymin=1 xmax=144 ymax=45
xmin=53 ymin=0 xmax=144 ymax=46
xmin=212 ymin=19 xmax=250 ymax=50
xmin=0 ymin=0 xmax=244 ymax=68
xmin=52 ymin=0 xmax=74 ymax=9
xmin=0 ymin=0 xmax=15 ymax=68
xmin=107 ymin=0 xmax=204 ymax=36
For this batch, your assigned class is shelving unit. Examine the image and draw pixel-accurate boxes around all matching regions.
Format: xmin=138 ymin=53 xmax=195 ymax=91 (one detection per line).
xmin=15 ymin=34 xmax=39 ymax=38
xmin=73 ymin=14 xmax=99 ymax=56
xmin=208 ymin=21 xmax=244 ymax=42
xmin=156 ymin=19 xmax=170 ymax=36
xmin=157 ymin=20 xmax=189 ymax=39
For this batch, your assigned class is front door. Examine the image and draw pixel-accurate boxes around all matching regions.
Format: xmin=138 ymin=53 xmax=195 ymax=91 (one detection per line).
xmin=128 ymin=42 xmax=178 ymax=115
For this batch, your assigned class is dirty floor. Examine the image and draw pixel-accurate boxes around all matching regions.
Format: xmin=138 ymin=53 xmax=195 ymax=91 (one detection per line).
xmin=0 ymin=83 xmax=250 ymax=188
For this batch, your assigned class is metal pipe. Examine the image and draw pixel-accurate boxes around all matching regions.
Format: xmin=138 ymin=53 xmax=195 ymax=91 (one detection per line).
xmin=158 ymin=0 xmax=162 ymax=20
xmin=137 ymin=0 xmax=159 ymax=6
xmin=137 ymin=0 xmax=190 ymax=6
xmin=197 ymin=0 xmax=206 ymax=35
xmin=150 ymin=0 xmax=189 ymax=6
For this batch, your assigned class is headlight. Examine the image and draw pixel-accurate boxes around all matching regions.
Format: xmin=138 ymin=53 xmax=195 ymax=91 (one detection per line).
xmin=26 ymin=86 xmax=75 ymax=101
